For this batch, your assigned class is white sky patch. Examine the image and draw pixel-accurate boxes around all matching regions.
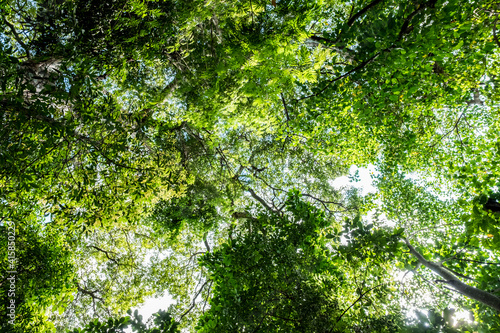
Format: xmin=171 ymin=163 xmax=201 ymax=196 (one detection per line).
xmin=330 ymin=165 xmax=378 ymax=195
xmin=138 ymin=293 xmax=174 ymax=320
xmin=452 ymin=309 xmax=474 ymax=326
xmin=123 ymin=293 xmax=175 ymax=332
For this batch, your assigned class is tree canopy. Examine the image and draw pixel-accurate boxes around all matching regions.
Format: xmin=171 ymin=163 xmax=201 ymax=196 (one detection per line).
xmin=1 ymin=0 xmax=500 ymax=332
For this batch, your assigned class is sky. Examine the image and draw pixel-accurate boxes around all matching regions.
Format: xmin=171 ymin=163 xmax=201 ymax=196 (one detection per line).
xmin=137 ymin=293 xmax=174 ymax=322
xmin=330 ymin=165 xmax=377 ymax=195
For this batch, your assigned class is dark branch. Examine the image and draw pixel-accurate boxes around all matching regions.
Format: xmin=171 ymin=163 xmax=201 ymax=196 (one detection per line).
xmin=336 ymin=284 xmax=382 ymax=323
xmin=347 ymin=0 xmax=384 ymax=27
xmin=280 ymin=93 xmax=291 ymax=124
xmin=301 ymin=193 xmax=348 ymax=210
xmin=296 ymin=51 xmax=381 ymax=101
xmin=2 ymin=15 xmax=30 ymax=58
xmin=397 ymin=0 xmax=437 ymax=41
xmin=203 ymin=232 xmax=211 ymax=252
xmin=179 ymin=280 xmax=210 ymax=320
xmin=77 ymin=282 xmax=104 ymax=302
xmin=89 ymin=245 xmax=119 ymax=265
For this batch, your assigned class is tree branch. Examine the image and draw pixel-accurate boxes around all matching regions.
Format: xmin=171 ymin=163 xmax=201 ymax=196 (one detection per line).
xmin=2 ymin=15 xmax=30 ymax=58
xmin=299 ymin=0 xmax=439 ymax=102
xmin=89 ymin=245 xmax=119 ymax=265
xmin=347 ymin=0 xmax=384 ymax=27
xmin=247 ymin=187 xmax=276 ymax=213
xmin=203 ymin=232 xmax=211 ymax=252
xmin=397 ymin=0 xmax=437 ymax=41
xmin=301 ymin=193 xmax=348 ymax=211
xmin=404 ymin=238 xmax=500 ymax=311
xmin=280 ymin=93 xmax=290 ymax=125
xmin=296 ymin=51 xmax=381 ymax=101
xmin=76 ymin=282 xmax=104 ymax=302
xmin=335 ymin=284 xmax=382 ymax=324
xmin=179 ymin=280 xmax=209 ymax=321
xmin=451 ymin=258 xmax=500 ymax=266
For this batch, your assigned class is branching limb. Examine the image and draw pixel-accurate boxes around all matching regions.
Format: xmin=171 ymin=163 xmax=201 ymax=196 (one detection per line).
xmin=397 ymin=0 xmax=437 ymax=41
xmin=300 ymin=192 xmax=349 ymax=211
xmin=89 ymin=245 xmax=119 ymax=265
xmin=247 ymin=187 xmax=276 ymax=213
xmin=280 ymin=93 xmax=291 ymax=125
xmin=76 ymin=282 xmax=104 ymax=303
xmin=299 ymin=0 xmax=438 ymax=102
xmin=296 ymin=51 xmax=382 ymax=101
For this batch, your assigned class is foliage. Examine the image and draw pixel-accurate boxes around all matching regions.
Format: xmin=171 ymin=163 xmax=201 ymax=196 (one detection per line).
xmin=197 ymin=192 xmax=403 ymax=332
xmin=1 ymin=0 xmax=500 ymax=331
xmin=375 ymin=173 xmax=500 ymax=330
xmin=0 ymin=213 xmax=75 ymax=332
xmin=69 ymin=310 xmax=179 ymax=333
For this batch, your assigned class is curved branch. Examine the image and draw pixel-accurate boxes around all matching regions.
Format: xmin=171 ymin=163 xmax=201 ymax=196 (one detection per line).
xmin=397 ymin=0 xmax=437 ymax=41
xmin=300 ymin=193 xmax=349 ymax=211
xmin=296 ymin=51 xmax=381 ymax=101
xmin=347 ymin=0 xmax=384 ymax=27
xmin=179 ymin=280 xmax=209 ymax=321
xmin=203 ymin=232 xmax=211 ymax=252
xmin=2 ymin=15 xmax=30 ymax=58
xmin=89 ymin=245 xmax=119 ymax=265
xmin=76 ymin=282 xmax=104 ymax=302
xmin=336 ymin=284 xmax=382 ymax=323
xmin=298 ymin=0 xmax=439 ymax=102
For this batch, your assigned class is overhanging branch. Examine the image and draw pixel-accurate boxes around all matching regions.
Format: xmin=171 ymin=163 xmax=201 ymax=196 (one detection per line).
xmin=404 ymin=238 xmax=500 ymax=312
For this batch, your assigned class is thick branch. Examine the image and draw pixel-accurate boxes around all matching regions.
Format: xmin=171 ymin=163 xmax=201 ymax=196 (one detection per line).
xmin=203 ymin=232 xmax=211 ymax=252
xmin=405 ymin=239 xmax=500 ymax=312
xmin=397 ymin=0 xmax=437 ymax=41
